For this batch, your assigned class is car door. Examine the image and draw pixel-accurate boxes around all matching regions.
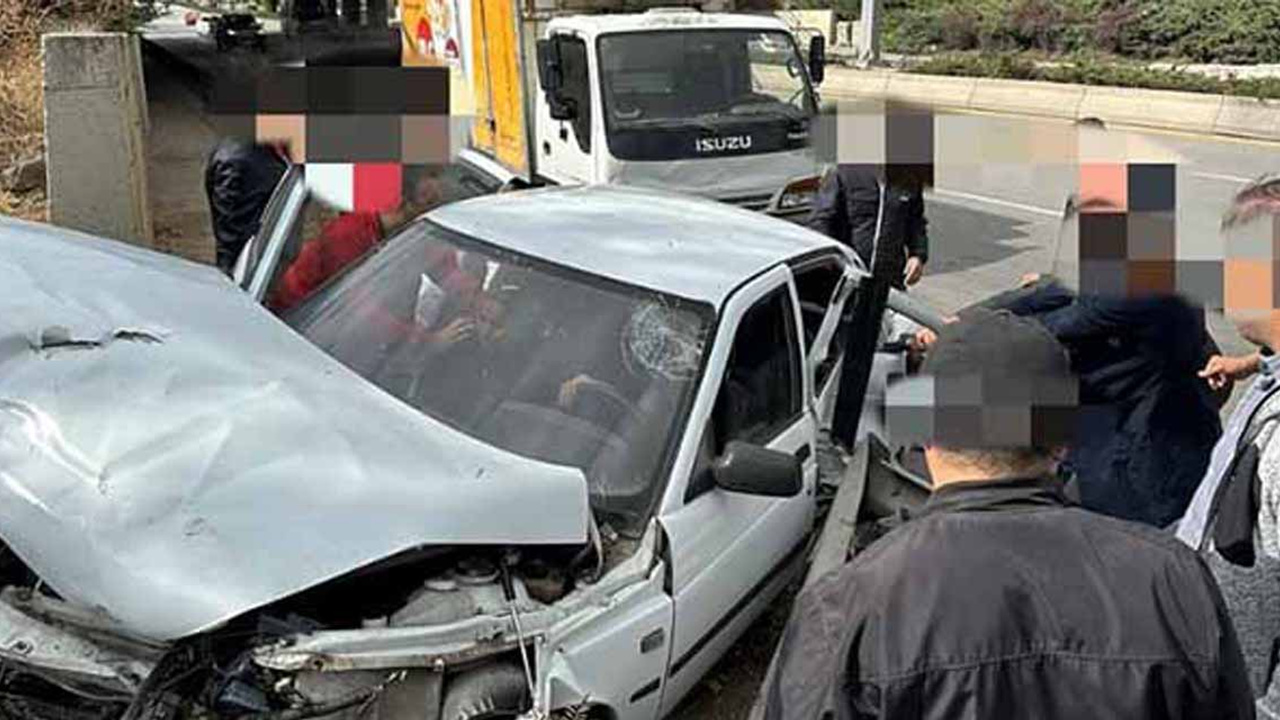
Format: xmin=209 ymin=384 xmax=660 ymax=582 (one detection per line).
xmin=233 ymin=164 xmax=305 ymax=297
xmin=239 ymin=159 xmax=504 ymax=308
xmin=656 ymin=265 xmax=816 ymax=715
xmin=791 ymin=253 xmax=859 ymax=430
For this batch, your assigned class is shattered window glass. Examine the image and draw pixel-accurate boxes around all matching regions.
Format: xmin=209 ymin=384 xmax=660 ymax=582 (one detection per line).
xmin=285 ymin=220 xmax=714 ymax=534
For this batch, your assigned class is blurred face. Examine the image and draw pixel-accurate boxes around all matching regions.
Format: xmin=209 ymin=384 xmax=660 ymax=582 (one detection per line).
xmin=1051 ymin=163 xmax=1178 ymax=300
xmin=1221 ymin=200 xmax=1280 ymax=349
xmin=471 ymin=295 xmax=506 ymax=343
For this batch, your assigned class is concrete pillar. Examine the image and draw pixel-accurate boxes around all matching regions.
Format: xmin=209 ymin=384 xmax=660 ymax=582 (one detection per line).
xmin=42 ymin=33 xmax=152 ymax=247
xmin=858 ymin=0 xmax=881 ymax=67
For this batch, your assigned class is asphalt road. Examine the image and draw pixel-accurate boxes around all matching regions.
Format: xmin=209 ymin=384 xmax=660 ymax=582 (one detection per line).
xmin=136 ymin=20 xmax=1280 ymax=714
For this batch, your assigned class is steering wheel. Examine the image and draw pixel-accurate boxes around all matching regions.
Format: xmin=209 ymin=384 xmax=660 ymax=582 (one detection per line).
xmin=568 ymin=380 xmax=641 ymax=428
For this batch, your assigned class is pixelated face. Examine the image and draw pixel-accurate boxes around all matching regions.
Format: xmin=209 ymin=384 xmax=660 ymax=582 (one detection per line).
xmin=211 ymin=63 xmax=455 ymax=213
xmin=1050 ymin=162 xmax=1181 ymax=299
xmin=1219 ymin=178 xmax=1280 ymax=346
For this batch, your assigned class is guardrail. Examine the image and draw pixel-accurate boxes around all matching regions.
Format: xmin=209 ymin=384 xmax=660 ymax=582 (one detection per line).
xmin=821 ymin=68 xmax=1280 ymax=142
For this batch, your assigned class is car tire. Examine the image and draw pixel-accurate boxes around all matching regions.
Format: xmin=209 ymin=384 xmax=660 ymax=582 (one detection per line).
xmin=440 ymin=663 xmax=529 ymax=720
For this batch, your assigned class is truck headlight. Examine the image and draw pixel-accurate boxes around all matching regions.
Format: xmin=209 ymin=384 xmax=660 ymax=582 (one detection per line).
xmin=775 ymin=176 xmax=820 ymax=212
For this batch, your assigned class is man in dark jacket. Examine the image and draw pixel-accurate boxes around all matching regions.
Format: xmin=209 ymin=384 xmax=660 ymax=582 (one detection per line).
xmin=763 ymin=309 xmax=1253 ymax=720
xmin=806 ymin=164 xmax=928 ymax=289
xmin=978 ymin=276 xmax=1224 ymax=527
xmin=205 ymin=138 xmax=288 ymax=275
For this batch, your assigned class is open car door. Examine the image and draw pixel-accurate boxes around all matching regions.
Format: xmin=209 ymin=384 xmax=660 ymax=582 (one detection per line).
xmin=232 ymin=164 xmax=306 ymax=302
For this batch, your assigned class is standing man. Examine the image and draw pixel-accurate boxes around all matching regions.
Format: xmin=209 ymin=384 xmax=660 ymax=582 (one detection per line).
xmin=806 ymin=163 xmax=928 ymax=289
xmin=764 ymin=309 xmax=1253 ymax=719
xmin=204 ymin=138 xmax=289 ymax=276
xmin=1179 ymin=175 xmax=1280 ymax=715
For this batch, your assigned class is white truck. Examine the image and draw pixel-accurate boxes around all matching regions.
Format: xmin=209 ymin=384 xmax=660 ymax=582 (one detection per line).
xmin=451 ymin=0 xmax=828 ymax=218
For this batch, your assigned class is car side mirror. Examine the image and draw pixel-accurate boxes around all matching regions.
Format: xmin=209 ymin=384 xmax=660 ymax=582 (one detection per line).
xmin=808 ymin=35 xmax=826 ymax=86
xmin=712 ymin=441 xmax=803 ymax=497
xmin=537 ymin=37 xmax=576 ymax=121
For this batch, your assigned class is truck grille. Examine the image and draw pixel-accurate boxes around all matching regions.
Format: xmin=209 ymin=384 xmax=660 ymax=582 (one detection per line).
xmin=725 ymin=193 xmax=773 ymax=212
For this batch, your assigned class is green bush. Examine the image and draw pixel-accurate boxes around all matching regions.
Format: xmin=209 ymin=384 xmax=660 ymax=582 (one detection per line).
xmin=884 ymin=0 xmax=1280 ymax=64
xmin=909 ymin=51 xmax=1280 ymax=99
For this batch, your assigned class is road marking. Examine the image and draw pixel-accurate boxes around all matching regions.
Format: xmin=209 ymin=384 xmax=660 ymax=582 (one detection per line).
xmin=1190 ymin=170 xmax=1255 ymax=184
xmin=929 ymin=188 xmax=1062 ymax=218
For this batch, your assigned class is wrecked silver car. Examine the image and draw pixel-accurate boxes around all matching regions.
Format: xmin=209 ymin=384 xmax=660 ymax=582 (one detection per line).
xmin=0 ymin=183 xmax=885 ymax=719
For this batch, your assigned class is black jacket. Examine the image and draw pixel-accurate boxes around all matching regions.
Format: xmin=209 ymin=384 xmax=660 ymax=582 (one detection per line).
xmin=806 ymin=165 xmax=928 ymax=289
xmin=205 ymin=139 xmax=287 ymax=275
xmin=763 ymin=476 xmax=1254 ymax=720
xmin=982 ymin=280 xmax=1223 ymax=527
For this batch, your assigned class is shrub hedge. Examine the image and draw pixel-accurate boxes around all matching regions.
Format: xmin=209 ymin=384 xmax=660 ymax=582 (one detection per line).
xmin=909 ymin=52 xmax=1280 ymax=99
xmin=883 ymin=0 xmax=1280 ymax=64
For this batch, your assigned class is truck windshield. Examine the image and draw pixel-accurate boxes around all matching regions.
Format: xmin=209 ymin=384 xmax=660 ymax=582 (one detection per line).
xmin=285 ymin=220 xmax=713 ymax=536
xmin=598 ymin=29 xmax=815 ymax=161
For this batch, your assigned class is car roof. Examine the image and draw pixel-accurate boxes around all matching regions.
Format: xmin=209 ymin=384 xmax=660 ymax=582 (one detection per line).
xmin=550 ymin=11 xmax=790 ymax=37
xmin=425 ymin=184 xmax=847 ymax=306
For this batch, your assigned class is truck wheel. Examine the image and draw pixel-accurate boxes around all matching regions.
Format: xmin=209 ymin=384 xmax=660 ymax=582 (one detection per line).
xmin=441 ymin=663 xmax=529 ymax=720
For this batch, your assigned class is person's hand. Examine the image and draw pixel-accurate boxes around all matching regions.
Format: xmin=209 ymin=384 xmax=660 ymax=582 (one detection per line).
xmin=912 ymin=316 xmax=958 ymax=350
xmin=558 ymin=374 xmax=602 ymax=409
xmin=913 ymin=327 xmax=938 ymax=349
xmin=1019 ymin=272 xmax=1042 ymax=288
xmin=904 ymin=256 xmax=925 ymax=287
xmin=426 ymin=317 xmax=474 ymax=348
xmin=1199 ymin=353 xmax=1261 ymax=391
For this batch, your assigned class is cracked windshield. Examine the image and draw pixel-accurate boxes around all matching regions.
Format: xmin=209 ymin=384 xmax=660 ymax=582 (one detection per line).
xmin=285 ymin=220 xmax=713 ymax=533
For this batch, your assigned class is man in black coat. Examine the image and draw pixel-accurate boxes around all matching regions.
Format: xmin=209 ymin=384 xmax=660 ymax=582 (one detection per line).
xmin=978 ymin=276 xmax=1224 ymax=527
xmin=204 ymin=138 xmax=288 ymax=276
xmin=763 ymin=310 xmax=1253 ymax=720
xmin=806 ymin=163 xmax=929 ymax=289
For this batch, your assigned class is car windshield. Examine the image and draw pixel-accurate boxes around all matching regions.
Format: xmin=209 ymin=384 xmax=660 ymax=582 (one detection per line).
xmin=284 ymin=220 xmax=714 ymax=535
xmin=599 ymin=29 xmax=814 ymax=129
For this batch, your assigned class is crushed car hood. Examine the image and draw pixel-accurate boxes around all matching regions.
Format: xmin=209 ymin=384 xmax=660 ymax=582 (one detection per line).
xmin=0 ymin=218 xmax=590 ymax=642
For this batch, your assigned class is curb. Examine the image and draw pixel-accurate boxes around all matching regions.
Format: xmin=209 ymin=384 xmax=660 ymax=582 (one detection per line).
xmin=822 ymin=68 xmax=1280 ymax=143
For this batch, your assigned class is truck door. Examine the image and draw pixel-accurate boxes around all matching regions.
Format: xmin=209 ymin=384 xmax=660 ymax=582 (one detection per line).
xmin=535 ymin=33 xmax=594 ymax=184
xmin=656 ymin=266 xmax=816 ymax=715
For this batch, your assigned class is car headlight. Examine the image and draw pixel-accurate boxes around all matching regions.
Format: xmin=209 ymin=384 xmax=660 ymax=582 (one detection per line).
xmin=775 ymin=176 xmax=820 ymax=211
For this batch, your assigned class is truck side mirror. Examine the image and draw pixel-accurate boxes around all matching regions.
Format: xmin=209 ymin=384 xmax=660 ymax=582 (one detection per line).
xmin=712 ymin=441 xmax=803 ymax=497
xmin=808 ymin=35 xmax=826 ymax=86
xmin=536 ymin=39 xmax=560 ymax=94
xmin=536 ymin=38 xmax=577 ymax=121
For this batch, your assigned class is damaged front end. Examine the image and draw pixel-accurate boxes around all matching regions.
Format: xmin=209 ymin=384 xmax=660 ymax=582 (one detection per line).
xmin=0 ymin=523 xmax=657 ymax=720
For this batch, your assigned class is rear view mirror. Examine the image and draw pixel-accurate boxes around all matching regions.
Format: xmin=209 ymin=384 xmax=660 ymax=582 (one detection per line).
xmin=713 ymin=441 xmax=803 ymax=497
xmin=537 ymin=37 xmax=576 ymax=121
xmin=808 ymin=35 xmax=826 ymax=86
xmin=536 ymin=39 xmax=560 ymax=93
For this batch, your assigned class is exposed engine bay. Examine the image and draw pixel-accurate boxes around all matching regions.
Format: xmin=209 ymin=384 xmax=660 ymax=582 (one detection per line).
xmin=0 ymin=528 xmax=639 ymax=720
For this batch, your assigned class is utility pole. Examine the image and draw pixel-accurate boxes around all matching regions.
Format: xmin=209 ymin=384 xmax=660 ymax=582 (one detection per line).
xmin=858 ymin=0 xmax=880 ymax=67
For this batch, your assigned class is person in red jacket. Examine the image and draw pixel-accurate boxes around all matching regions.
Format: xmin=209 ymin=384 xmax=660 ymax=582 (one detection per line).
xmin=269 ymin=174 xmax=442 ymax=313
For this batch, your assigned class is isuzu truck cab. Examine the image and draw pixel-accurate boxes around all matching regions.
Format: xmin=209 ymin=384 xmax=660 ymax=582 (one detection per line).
xmin=461 ymin=1 xmax=827 ymax=218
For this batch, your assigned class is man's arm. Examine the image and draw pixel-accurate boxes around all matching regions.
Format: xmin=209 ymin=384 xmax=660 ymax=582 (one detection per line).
xmin=806 ymin=169 xmax=846 ymax=242
xmin=762 ymin=573 xmax=864 ymax=720
xmin=969 ymin=278 xmax=1075 ymax=318
xmin=905 ymin=185 xmax=929 ymax=265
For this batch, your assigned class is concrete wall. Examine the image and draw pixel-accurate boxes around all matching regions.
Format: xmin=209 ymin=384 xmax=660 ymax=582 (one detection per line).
xmin=820 ymin=67 xmax=1280 ymax=143
xmin=43 ymin=33 xmax=153 ymax=247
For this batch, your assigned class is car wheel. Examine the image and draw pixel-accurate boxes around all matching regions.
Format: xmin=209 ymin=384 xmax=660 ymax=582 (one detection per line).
xmin=441 ymin=663 xmax=529 ymax=720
